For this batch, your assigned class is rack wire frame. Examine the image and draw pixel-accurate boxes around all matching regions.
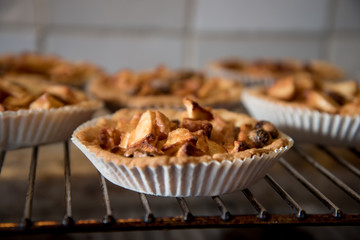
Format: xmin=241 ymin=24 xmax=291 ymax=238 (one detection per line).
xmin=0 ymin=141 xmax=359 ymax=236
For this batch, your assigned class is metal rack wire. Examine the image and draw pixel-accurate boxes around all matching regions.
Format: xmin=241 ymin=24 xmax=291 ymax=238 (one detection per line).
xmin=0 ymin=141 xmax=359 ymax=236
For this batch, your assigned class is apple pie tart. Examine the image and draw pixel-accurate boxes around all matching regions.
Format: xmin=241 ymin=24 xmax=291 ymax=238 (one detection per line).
xmin=0 ymin=52 xmax=104 ymax=87
xmin=89 ymin=65 xmax=243 ymax=108
xmin=0 ymin=75 xmax=102 ymax=150
xmin=207 ymin=57 xmax=345 ymax=86
xmin=242 ymin=74 xmax=360 ymax=146
xmin=72 ymin=98 xmax=293 ymax=196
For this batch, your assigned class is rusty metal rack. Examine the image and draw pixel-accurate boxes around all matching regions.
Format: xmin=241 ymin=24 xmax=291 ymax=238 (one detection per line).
xmin=0 ymin=140 xmax=359 ymax=236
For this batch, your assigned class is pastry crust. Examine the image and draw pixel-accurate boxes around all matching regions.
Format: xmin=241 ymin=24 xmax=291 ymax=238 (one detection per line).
xmin=208 ymin=58 xmax=345 ymax=81
xmin=0 ymin=52 xmax=104 ymax=86
xmin=246 ymin=76 xmax=360 ymax=116
xmin=72 ymin=99 xmax=293 ymax=196
xmin=0 ymin=74 xmax=96 ymax=112
xmin=242 ymin=87 xmax=360 ymax=147
xmin=89 ymin=66 xmax=243 ymax=108
xmin=74 ymin=108 xmax=290 ymax=168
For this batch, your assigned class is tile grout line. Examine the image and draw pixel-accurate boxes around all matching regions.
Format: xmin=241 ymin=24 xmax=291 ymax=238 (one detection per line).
xmin=3 ymin=0 xmax=359 ymax=72
xmin=182 ymin=0 xmax=198 ymax=68
xmin=33 ymin=0 xmax=48 ymax=54
xmin=322 ymin=0 xmax=338 ymax=60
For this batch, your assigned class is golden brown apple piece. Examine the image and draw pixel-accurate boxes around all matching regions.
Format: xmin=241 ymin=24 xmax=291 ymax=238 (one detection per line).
xmin=306 ymin=90 xmax=339 ymax=114
xmin=197 ymin=78 xmax=218 ymax=99
xmin=210 ymin=114 xmax=236 ymax=150
xmin=180 ymin=118 xmax=213 ymax=137
xmin=117 ymin=113 xmax=142 ymax=149
xmin=126 ymin=110 xmax=163 ymax=155
xmin=267 ymin=76 xmax=296 ymax=101
xmin=193 ymin=130 xmax=209 ymax=154
xmin=112 ymin=69 xmax=140 ymax=95
xmin=206 ymin=139 xmax=227 ymax=155
xmin=127 ymin=110 xmax=157 ymax=149
xmin=176 ymin=141 xmax=205 ymax=157
xmin=323 ymin=81 xmax=358 ymax=101
xmin=116 ymin=112 xmax=141 ymax=133
xmin=161 ymin=128 xmax=197 ymax=155
xmin=125 ymin=142 xmax=161 ymax=156
xmin=44 ymin=85 xmax=87 ymax=104
xmin=294 ymin=73 xmax=315 ymax=92
xmin=237 ymin=124 xmax=252 ymax=142
xmin=0 ymin=80 xmax=28 ymax=98
xmin=183 ymin=97 xmax=213 ymax=120
xmin=98 ymin=127 xmax=121 ymax=151
xmin=173 ymin=77 xmax=203 ymax=97
xmin=155 ymin=110 xmax=173 ymax=140
xmin=192 ymin=129 xmax=227 ymax=155
xmin=29 ymin=93 xmax=64 ymax=110
xmin=1 ymin=95 xmax=34 ymax=110
xmin=307 ymin=60 xmax=344 ymax=81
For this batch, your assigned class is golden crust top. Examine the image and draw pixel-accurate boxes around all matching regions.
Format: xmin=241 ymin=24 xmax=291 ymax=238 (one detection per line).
xmin=74 ymin=98 xmax=290 ymax=168
xmin=0 ymin=52 xmax=104 ymax=86
xmin=210 ymin=58 xmax=345 ymax=81
xmin=89 ymin=65 xmax=243 ymax=108
xmin=0 ymin=74 xmax=93 ymax=112
xmin=247 ymin=75 xmax=360 ymax=116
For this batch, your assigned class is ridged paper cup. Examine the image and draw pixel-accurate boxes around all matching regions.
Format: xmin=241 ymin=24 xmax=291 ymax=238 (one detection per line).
xmin=0 ymin=101 xmax=102 ymax=150
xmin=242 ymin=89 xmax=360 ymax=146
xmin=72 ymin=115 xmax=293 ymax=197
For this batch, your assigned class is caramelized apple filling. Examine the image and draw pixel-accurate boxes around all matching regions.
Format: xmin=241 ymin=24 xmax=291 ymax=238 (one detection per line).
xmin=0 ymin=52 xmax=102 ymax=86
xmin=109 ymin=66 xmax=207 ymax=97
xmin=89 ymin=65 xmax=243 ymax=109
xmin=98 ymin=98 xmax=281 ymax=158
xmin=265 ymin=74 xmax=360 ymax=116
xmin=212 ymin=58 xmax=344 ymax=81
xmin=0 ymin=77 xmax=88 ymax=112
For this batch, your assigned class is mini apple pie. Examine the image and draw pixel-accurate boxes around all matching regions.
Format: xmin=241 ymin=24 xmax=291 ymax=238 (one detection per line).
xmin=242 ymin=74 xmax=360 ymax=146
xmin=0 ymin=75 xmax=102 ymax=150
xmin=0 ymin=52 xmax=104 ymax=87
xmin=72 ymin=98 xmax=293 ymax=196
xmin=89 ymin=65 xmax=243 ymax=108
xmin=207 ymin=57 xmax=345 ymax=86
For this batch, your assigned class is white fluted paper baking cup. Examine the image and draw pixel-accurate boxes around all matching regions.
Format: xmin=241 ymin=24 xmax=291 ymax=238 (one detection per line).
xmin=0 ymin=101 xmax=102 ymax=150
xmin=71 ymin=118 xmax=293 ymax=197
xmin=242 ymin=90 xmax=360 ymax=146
xmin=206 ymin=67 xmax=274 ymax=87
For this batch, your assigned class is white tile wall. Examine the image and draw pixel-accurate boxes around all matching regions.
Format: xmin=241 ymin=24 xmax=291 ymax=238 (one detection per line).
xmin=45 ymin=31 xmax=184 ymax=73
xmin=335 ymin=0 xmax=360 ymax=31
xmin=47 ymin=0 xmax=187 ymax=30
xmin=0 ymin=0 xmax=35 ymax=24
xmin=195 ymin=0 xmax=330 ymax=32
xmin=196 ymin=36 xmax=323 ymax=68
xmin=0 ymin=29 xmax=37 ymax=53
xmin=331 ymin=36 xmax=360 ymax=80
xmin=0 ymin=0 xmax=359 ymax=77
